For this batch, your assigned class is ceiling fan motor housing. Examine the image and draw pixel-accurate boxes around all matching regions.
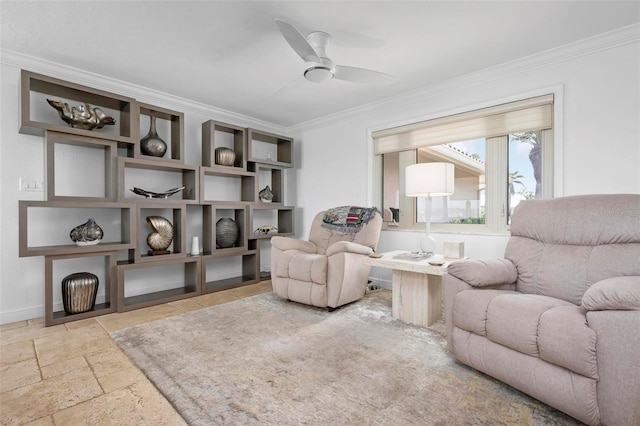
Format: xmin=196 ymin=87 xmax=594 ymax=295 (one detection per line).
xmin=304 ymin=31 xmax=335 ymax=83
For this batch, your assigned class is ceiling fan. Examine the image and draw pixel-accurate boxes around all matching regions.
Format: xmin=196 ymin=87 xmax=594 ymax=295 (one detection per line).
xmin=274 ymin=19 xmax=397 ymax=85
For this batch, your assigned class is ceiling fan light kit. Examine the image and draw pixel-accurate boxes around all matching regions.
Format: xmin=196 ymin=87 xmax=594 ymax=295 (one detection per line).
xmin=304 ymin=66 xmax=334 ymax=83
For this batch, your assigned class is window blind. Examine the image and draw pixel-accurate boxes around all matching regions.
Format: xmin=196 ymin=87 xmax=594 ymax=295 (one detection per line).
xmin=373 ymin=94 xmax=553 ymax=155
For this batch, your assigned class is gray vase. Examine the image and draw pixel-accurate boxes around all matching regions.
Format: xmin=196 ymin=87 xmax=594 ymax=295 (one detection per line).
xmin=62 ymin=272 xmax=99 ymax=314
xmin=69 ymin=218 xmax=103 ymax=246
xmin=216 ymin=217 xmax=239 ymax=248
xmin=140 ymin=116 xmax=167 ymax=157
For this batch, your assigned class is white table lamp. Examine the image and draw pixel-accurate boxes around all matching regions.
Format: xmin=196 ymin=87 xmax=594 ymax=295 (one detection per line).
xmin=405 ymin=162 xmax=455 ymax=255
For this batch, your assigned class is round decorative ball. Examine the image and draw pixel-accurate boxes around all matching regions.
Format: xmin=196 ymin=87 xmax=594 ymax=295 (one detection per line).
xmin=215 ymin=147 xmax=236 ymax=166
xmin=61 ymin=272 xmax=99 ymax=314
xmin=216 ymin=217 xmax=239 ymax=248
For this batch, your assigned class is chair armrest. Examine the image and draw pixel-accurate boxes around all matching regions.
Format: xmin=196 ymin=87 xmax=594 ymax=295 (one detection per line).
xmin=582 ymin=276 xmax=640 ymax=311
xmin=447 ymin=258 xmax=518 ymax=287
xmin=270 ymin=236 xmax=316 ymax=254
xmin=325 ymin=241 xmax=374 ymax=257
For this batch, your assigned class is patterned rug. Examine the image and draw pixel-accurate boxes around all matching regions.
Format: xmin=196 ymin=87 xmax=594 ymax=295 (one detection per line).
xmin=110 ymin=290 xmax=581 ymax=425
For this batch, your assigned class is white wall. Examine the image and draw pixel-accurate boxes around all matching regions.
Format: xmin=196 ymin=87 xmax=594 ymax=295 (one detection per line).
xmin=1 ymin=25 xmax=638 ymax=323
xmin=289 ymin=26 xmax=640 ymax=287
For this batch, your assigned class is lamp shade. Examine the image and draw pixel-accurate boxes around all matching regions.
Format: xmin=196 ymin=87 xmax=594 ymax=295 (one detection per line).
xmin=405 ymin=162 xmax=455 ymax=197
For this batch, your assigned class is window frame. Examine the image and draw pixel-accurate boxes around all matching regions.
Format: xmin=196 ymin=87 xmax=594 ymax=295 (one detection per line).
xmin=371 ymin=92 xmax=559 ymax=236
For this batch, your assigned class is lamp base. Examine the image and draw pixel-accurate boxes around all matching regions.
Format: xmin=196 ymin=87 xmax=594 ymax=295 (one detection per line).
xmin=419 ymin=235 xmax=437 ymax=257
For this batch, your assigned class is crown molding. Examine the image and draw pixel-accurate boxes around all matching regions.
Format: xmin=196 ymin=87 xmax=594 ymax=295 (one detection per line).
xmin=289 ymin=23 xmax=640 ymax=132
xmin=0 ymin=49 xmax=287 ymax=135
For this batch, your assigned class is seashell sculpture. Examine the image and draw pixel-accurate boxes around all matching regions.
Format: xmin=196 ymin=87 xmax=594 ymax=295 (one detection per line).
xmin=146 ymin=216 xmax=174 ymax=252
xmin=259 ymin=185 xmax=273 ymax=203
xmin=70 ymin=218 xmax=104 ymax=246
xmin=47 ymin=99 xmax=116 ymax=130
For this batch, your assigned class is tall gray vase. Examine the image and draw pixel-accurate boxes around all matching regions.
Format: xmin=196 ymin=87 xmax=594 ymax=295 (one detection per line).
xmin=140 ymin=116 xmax=167 ymax=157
xmin=62 ymin=272 xmax=99 ymax=314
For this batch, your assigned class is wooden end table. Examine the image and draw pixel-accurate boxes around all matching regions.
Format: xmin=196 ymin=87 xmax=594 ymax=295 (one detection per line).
xmin=363 ymin=250 xmax=454 ymax=327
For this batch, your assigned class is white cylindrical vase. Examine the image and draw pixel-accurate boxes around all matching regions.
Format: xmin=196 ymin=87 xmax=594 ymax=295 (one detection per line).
xmin=191 ymin=236 xmax=200 ymax=255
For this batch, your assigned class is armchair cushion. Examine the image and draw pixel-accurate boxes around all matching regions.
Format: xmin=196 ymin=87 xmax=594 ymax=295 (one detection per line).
xmin=582 ymin=276 xmax=640 ymax=311
xmin=447 ymin=258 xmax=518 ymax=287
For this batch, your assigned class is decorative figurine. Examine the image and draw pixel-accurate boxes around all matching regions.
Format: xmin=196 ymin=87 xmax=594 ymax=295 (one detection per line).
xmin=259 ymin=185 xmax=273 ymax=203
xmin=69 ymin=218 xmax=103 ymax=246
xmin=47 ymin=99 xmax=116 ymax=130
xmin=146 ymin=216 xmax=174 ymax=254
xmin=254 ymin=225 xmax=278 ymax=235
xmin=130 ymin=186 xmax=185 ymax=199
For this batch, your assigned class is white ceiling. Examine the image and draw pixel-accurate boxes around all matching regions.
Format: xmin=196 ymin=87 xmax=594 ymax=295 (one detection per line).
xmin=2 ymin=1 xmax=638 ymax=128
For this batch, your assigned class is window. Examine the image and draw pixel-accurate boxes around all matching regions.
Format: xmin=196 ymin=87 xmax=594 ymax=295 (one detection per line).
xmin=373 ymin=95 xmax=553 ymax=234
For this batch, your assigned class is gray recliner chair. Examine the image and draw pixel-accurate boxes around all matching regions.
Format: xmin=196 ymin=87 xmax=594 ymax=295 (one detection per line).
xmin=270 ymin=209 xmax=382 ymax=310
xmin=444 ymin=194 xmax=640 ymax=425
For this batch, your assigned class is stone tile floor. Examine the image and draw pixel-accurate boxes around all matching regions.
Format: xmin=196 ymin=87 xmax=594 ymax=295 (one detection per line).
xmin=0 ymin=281 xmax=272 ymax=425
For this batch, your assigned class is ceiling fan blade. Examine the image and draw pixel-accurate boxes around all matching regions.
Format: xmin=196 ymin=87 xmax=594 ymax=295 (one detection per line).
xmin=334 ymin=65 xmax=397 ymax=85
xmin=274 ymin=19 xmax=322 ymax=64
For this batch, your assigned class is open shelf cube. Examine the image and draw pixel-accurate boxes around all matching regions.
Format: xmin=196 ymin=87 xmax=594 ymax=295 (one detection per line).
xmin=201 ymin=250 xmax=259 ymax=294
xmin=19 ymin=201 xmax=134 ymax=257
xmin=117 ymin=256 xmax=201 ymax=312
xmin=248 ymin=162 xmax=284 ymax=204
xmin=119 ymin=157 xmax=198 ymax=204
xmin=136 ymin=103 xmax=184 ymax=162
xmin=132 ymin=203 xmax=186 ymax=263
xmin=249 ymin=205 xmax=295 ymax=240
xmin=20 ymin=70 xmax=136 ymax=145
xmin=45 ymin=131 xmax=118 ymax=202
xmin=202 ymin=120 xmax=245 ymax=169
xmin=44 ymin=251 xmax=117 ymax=326
xmin=247 ymin=128 xmax=293 ymax=168
xmin=202 ymin=203 xmax=247 ymax=255
xmin=199 ymin=166 xmax=255 ymax=203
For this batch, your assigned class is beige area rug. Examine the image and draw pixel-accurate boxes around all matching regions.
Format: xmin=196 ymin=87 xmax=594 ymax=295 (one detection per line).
xmin=110 ymin=291 xmax=581 ymax=425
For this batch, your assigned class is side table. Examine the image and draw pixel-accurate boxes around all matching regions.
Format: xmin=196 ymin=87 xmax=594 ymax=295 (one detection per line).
xmin=363 ymin=250 xmax=455 ymax=327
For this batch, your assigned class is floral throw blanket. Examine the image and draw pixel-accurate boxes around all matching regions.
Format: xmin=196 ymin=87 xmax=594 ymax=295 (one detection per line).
xmin=321 ymin=206 xmax=379 ymax=234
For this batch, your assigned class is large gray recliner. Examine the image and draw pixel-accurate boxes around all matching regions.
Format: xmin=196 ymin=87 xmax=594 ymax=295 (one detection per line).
xmin=444 ymin=194 xmax=640 ymax=425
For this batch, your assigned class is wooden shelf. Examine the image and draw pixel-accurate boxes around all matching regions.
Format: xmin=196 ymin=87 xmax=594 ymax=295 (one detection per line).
xmin=17 ymin=69 xmax=296 ymax=324
xmin=201 ymin=250 xmax=259 ymax=294
xmin=45 ymin=131 xmax=118 ymax=202
xmin=199 ymin=166 xmax=255 ymax=203
xmin=20 ymin=70 xmax=136 ymax=146
xmin=117 ymin=256 xmax=201 ymax=312
xmin=19 ymin=201 xmax=135 ymax=257
xmin=249 ymin=204 xmax=295 ymax=239
xmin=133 ymin=203 xmax=186 ymax=263
xmin=136 ymin=103 xmax=184 ymax=162
xmin=202 ymin=203 xmax=248 ymax=255
xmin=247 ymin=128 xmax=293 ymax=168
xmin=202 ymin=120 xmax=246 ymax=169
xmin=44 ymin=251 xmax=117 ymax=326
xmin=119 ymin=157 xmax=198 ymax=204
xmin=248 ymin=162 xmax=284 ymax=204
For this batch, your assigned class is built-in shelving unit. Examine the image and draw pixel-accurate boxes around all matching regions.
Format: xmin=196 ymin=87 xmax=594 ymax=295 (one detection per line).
xmin=17 ymin=69 xmax=295 ymax=325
